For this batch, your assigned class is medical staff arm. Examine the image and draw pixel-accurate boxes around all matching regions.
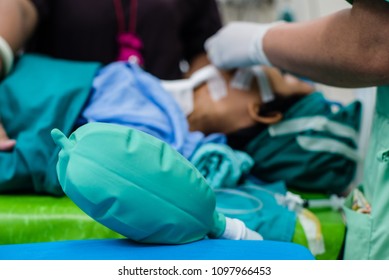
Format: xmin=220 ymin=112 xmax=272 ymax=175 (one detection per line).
xmin=207 ymin=0 xmax=389 ymax=88
xmin=0 ymin=0 xmax=38 ymax=76
xmin=265 ymin=0 xmax=389 ymax=87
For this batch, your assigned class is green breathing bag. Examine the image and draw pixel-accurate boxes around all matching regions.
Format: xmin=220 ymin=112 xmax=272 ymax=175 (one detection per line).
xmin=51 ymin=122 xmax=225 ymax=244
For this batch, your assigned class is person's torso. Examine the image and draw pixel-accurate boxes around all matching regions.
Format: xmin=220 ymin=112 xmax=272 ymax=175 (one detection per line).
xmin=27 ymin=0 xmax=217 ymax=79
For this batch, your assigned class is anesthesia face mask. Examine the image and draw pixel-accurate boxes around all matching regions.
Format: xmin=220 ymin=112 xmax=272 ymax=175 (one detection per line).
xmin=161 ymin=65 xmax=275 ymax=116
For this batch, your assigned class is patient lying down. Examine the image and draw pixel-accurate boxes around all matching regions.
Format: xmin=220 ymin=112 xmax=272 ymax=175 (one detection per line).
xmin=0 ymin=55 xmax=314 ymax=196
xmin=0 ymin=58 xmax=313 ymax=155
xmin=79 ymin=61 xmax=314 ymax=159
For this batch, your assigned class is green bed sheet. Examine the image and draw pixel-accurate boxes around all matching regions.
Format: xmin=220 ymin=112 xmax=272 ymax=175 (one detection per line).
xmin=0 ymin=195 xmax=123 ymax=244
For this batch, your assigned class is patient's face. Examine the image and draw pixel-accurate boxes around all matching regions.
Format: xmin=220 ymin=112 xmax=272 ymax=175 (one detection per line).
xmin=187 ymin=67 xmax=313 ymax=135
xmin=187 ymin=70 xmax=259 ymax=135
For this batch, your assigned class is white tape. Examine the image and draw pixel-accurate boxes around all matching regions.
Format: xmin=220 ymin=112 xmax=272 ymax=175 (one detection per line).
xmin=162 ymin=65 xmax=227 ymax=116
xmin=252 ymin=66 xmax=275 ymax=103
xmin=207 ymin=73 xmax=227 ymax=101
xmin=230 ymin=68 xmax=254 ymax=91
xmin=230 ymin=66 xmax=275 ymax=104
xmin=161 ymin=79 xmax=194 ymax=116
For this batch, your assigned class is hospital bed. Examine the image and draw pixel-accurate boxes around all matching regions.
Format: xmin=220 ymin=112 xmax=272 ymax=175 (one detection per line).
xmin=0 ymin=194 xmax=342 ymax=260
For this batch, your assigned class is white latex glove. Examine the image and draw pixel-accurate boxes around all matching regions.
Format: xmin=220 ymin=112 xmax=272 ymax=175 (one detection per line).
xmin=221 ymin=217 xmax=263 ymax=240
xmin=205 ymin=21 xmax=284 ymax=69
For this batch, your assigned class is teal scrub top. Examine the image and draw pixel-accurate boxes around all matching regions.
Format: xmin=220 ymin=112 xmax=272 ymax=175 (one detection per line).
xmin=344 ymin=86 xmax=389 ymax=260
xmin=343 ymin=0 xmax=389 ymax=260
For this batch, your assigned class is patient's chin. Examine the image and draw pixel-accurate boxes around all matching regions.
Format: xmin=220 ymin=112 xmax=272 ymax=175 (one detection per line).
xmin=187 ymin=114 xmax=204 ymax=133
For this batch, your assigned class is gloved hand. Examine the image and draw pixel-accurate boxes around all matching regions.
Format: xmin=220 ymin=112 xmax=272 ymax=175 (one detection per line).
xmin=205 ymin=21 xmax=284 ymax=69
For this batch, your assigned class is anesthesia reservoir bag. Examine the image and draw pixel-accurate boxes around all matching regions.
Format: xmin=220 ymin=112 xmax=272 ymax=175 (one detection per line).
xmin=51 ymin=123 xmax=261 ymax=244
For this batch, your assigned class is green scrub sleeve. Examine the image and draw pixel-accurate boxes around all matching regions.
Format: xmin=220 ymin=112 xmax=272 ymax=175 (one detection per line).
xmin=0 ymin=54 xmax=101 ymax=195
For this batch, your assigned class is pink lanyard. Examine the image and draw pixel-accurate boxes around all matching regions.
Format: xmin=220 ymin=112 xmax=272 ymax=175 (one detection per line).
xmin=113 ymin=0 xmax=144 ymax=64
xmin=113 ymin=0 xmax=137 ymax=34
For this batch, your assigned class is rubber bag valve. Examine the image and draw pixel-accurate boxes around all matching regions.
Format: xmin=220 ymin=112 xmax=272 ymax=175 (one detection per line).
xmin=51 ymin=122 xmax=226 ymax=244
